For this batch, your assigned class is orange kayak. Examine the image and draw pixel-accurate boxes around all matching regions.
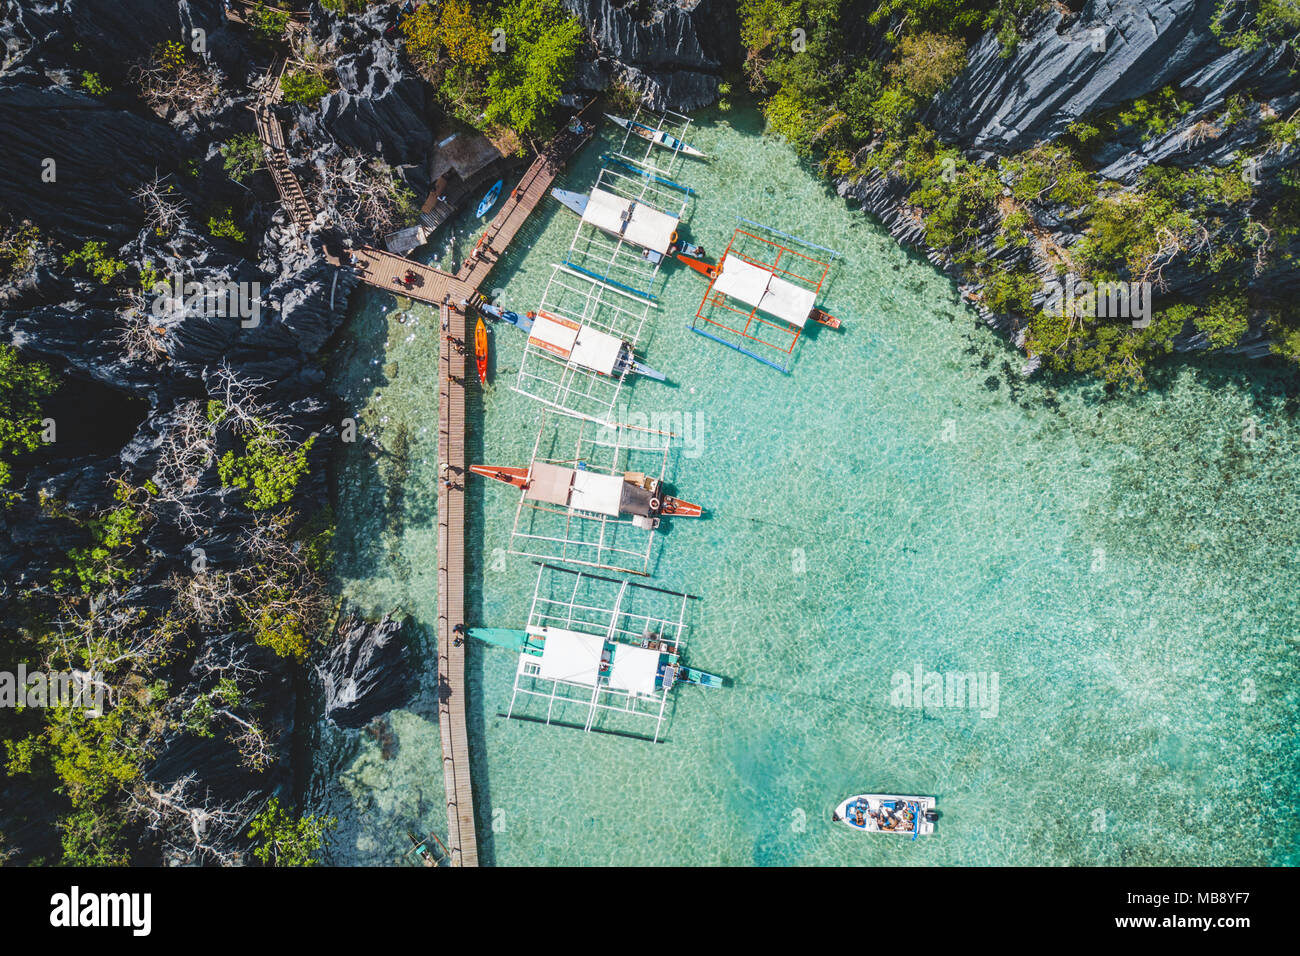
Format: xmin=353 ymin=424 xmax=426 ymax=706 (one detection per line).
xmin=474 ymin=316 xmax=488 ymax=384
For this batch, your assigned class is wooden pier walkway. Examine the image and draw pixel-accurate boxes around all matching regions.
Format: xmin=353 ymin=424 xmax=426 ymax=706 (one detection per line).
xmin=251 ymin=60 xmax=315 ymax=232
xmin=245 ymin=57 xmax=596 ymax=862
xmin=436 ymin=302 xmax=477 ymax=866
xmin=349 ymin=114 xmax=595 ymax=306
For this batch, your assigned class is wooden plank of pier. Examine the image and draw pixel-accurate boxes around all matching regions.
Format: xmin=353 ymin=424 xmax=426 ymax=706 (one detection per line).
xmin=436 ymin=300 xmax=478 ymax=867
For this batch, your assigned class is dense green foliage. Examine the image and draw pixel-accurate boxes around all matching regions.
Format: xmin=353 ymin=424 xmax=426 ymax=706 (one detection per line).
xmin=247 ymin=797 xmax=336 ymax=866
xmin=0 ymin=220 xmax=42 ymax=282
xmin=319 ymin=0 xmax=376 ymax=12
xmin=53 ymin=499 xmax=147 ymax=594
xmin=401 ymin=0 xmax=582 ymax=140
xmin=79 ymin=71 xmax=111 ymax=95
xmin=1211 ymin=0 xmax=1300 ymax=52
xmin=208 ymin=208 xmax=248 ymax=243
xmin=249 ymin=6 xmax=292 ymax=39
xmin=61 ymin=240 xmax=127 ymax=285
xmin=0 ymin=345 xmax=55 ymax=489
xmin=220 ymin=133 xmax=265 ymax=183
xmin=218 ymin=425 xmax=316 ymax=511
xmin=280 ymin=69 xmax=331 ymax=105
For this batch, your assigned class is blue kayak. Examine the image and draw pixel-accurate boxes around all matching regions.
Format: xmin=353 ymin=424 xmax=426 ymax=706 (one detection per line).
xmin=476 ymin=179 xmax=503 ymax=218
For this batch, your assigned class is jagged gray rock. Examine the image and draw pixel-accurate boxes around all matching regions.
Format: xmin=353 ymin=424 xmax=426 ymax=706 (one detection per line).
xmin=318 ymin=615 xmax=416 ymax=729
xmin=563 ymin=0 xmax=739 ymax=110
xmin=928 ymin=0 xmax=1296 ymax=157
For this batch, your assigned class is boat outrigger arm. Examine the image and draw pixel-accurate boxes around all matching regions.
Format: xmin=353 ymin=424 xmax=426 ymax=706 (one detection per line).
xmin=477 ymin=301 xmax=666 ymax=382
xmin=676 ymin=252 xmax=842 ymax=329
xmin=469 ymin=462 xmax=703 ymax=529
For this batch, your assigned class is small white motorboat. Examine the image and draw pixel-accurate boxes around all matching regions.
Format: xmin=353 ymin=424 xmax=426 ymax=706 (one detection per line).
xmin=833 ymin=794 xmax=938 ymax=840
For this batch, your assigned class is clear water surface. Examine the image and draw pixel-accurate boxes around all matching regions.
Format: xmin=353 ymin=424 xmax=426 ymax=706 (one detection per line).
xmin=313 ymin=105 xmax=1300 ymax=866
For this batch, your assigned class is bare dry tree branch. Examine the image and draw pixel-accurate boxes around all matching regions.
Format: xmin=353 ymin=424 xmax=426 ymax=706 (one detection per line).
xmin=130 ymin=774 xmax=256 ymax=866
xmin=133 ymin=174 xmax=189 ymax=237
xmin=116 ymin=290 xmax=170 ymax=365
xmin=130 ymin=50 xmax=224 ymax=117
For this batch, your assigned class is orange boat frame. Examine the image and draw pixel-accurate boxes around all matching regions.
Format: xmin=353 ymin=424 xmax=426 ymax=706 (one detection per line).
xmin=682 ymin=231 xmax=842 ymax=375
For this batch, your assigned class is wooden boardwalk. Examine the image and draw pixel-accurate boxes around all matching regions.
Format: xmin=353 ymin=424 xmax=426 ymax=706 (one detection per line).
xmin=251 ymin=61 xmax=315 ymax=232
xmin=436 ymin=302 xmax=477 ymax=867
xmin=247 ymin=66 xmax=596 ymax=863
xmin=350 ymin=115 xmax=595 ymax=306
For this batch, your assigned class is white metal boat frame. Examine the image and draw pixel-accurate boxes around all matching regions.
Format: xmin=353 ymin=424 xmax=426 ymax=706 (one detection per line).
xmin=505 ymin=563 xmax=699 ymax=742
xmin=505 ymin=412 xmax=684 ymax=576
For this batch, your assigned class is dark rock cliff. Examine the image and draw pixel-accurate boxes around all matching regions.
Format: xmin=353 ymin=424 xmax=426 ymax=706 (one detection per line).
xmin=563 ymin=0 xmax=741 ymax=110
xmin=317 ymin=614 xmax=416 ymax=729
xmin=927 ymin=0 xmax=1295 ymax=158
xmin=0 ymin=0 xmax=370 ymax=862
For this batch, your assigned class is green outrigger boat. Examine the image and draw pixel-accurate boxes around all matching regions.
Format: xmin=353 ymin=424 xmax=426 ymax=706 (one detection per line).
xmin=469 ymin=626 xmax=725 ymax=691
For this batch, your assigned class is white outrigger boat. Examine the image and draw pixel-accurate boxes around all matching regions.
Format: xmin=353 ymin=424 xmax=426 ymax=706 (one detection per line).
xmin=605 ymin=113 xmax=706 ymax=158
xmin=471 ymin=564 xmax=720 ymax=742
xmin=470 ymin=625 xmax=725 ymax=691
xmin=476 ymin=412 xmax=695 ymax=575
xmin=477 ymin=300 xmax=665 ymax=382
xmin=833 ymin=794 xmax=939 ymax=840
xmin=551 ymin=187 xmax=703 ymax=266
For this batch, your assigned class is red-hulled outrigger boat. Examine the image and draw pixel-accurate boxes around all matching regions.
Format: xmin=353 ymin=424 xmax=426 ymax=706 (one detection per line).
xmin=676 ymin=252 xmax=842 ymax=329
xmin=474 ymin=315 xmax=489 ymax=385
xmin=469 ymin=463 xmax=703 ymax=529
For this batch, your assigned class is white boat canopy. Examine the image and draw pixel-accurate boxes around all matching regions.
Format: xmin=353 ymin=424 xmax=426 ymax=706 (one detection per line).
xmin=535 ymin=627 xmax=605 ymax=686
xmin=607 ymin=643 xmax=661 ymax=696
xmin=570 ymin=469 xmax=625 ymax=518
xmin=581 ymin=186 xmax=678 ymax=255
xmin=523 ymin=461 xmax=626 ymax=518
xmin=713 ymin=254 xmax=817 ymax=328
xmin=526 ymin=309 xmax=623 ymax=376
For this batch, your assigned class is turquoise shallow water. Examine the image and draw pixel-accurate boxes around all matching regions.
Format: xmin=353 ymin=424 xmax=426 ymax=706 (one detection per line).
xmin=314 ymin=105 xmax=1299 ymax=866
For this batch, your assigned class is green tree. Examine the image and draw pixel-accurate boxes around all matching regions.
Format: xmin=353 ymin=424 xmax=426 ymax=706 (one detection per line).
xmin=319 ymin=0 xmax=375 ymax=12
xmin=208 ymin=208 xmax=247 ymax=243
xmin=247 ymin=797 xmax=335 ymax=866
xmin=220 ymin=133 xmax=265 ymax=183
xmin=481 ymin=0 xmax=583 ymax=139
xmin=61 ymin=240 xmax=127 ymax=285
xmin=0 ymin=345 xmax=55 ymax=488
xmin=249 ymin=6 xmax=291 ymax=40
xmin=280 ymin=70 xmax=331 ymax=105
xmin=0 ymin=220 xmax=42 ymax=282
xmin=218 ymin=428 xmax=315 ymax=511
xmin=80 ymin=71 xmax=111 ymax=95
xmin=58 ymin=808 xmax=131 ymax=866
xmin=1211 ymin=0 xmax=1300 ymax=52
xmin=886 ymin=32 xmax=967 ymax=101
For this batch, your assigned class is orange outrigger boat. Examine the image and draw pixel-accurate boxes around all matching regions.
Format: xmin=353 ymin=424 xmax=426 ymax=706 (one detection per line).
xmin=676 ymin=252 xmax=842 ymax=329
xmin=474 ymin=315 xmax=489 ymax=384
xmin=469 ymin=463 xmax=703 ymax=528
